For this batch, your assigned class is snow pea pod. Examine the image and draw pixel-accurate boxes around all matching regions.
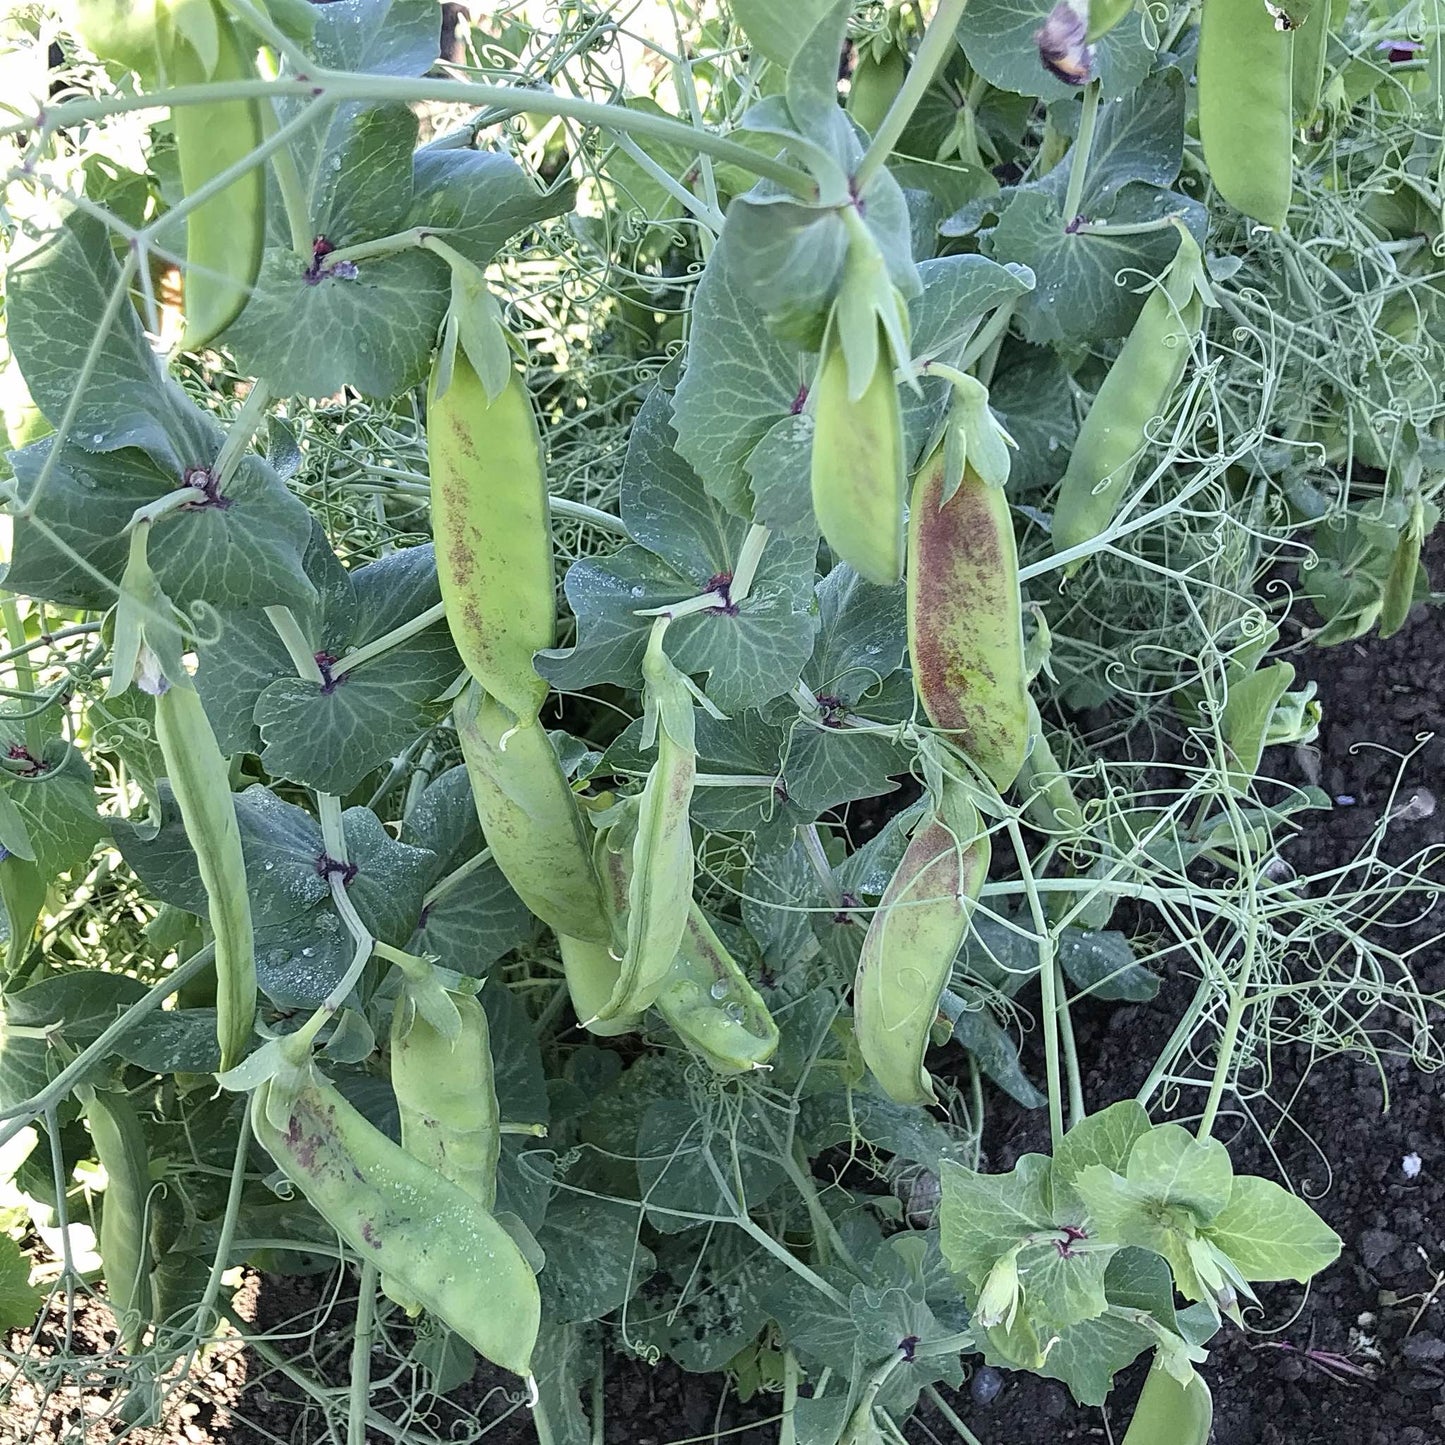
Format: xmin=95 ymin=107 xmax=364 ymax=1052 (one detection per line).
xmin=1050 ymin=225 xmax=1209 ymax=567
xmin=170 ymin=3 xmax=265 ymax=349
xmin=656 ymin=905 xmax=779 ymax=1074
xmin=154 ymin=680 xmax=256 ymax=1072
xmin=428 ymin=348 xmax=555 ymax=725
xmin=847 ymin=43 xmax=907 ymax=134
xmin=453 ymin=682 xmax=609 ymax=943
xmin=907 ymin=444 xmax=1028 ymax=791
xmin=594 ymin=620 xmax=696 ymax=1021
xmin=853 ymin=779 xmax=990 ymax=1106
xmin=1197 ymin=0 xmax=1294 ymax=229
xmin=251 ymin=1062 xmax=539 ymax=1380
xmin=559 ymin=832 xmax=643 ymax=1037
xmin=86 ymin=1088 xmax=153 ymax=1351
xmin=810 ymin=328 xmax=907 ymax=587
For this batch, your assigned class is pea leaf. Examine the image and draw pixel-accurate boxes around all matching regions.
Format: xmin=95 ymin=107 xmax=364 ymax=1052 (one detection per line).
xmin=408 ymin=150 xmax=574 ymax=269
xmin=987 ymin=344 xmax=1078 ymax=496
xmin=951 ymin=991 xmax=1046 ymax=1109
xmin=939 ymin=1153 xmax=1054 ymax=1285
xmin=113 ymin=1008 xmax=222 ymax=1074
xmin=0 ymin=1234 xmax=42 ymax=1333
xmin=400 ymin=767 xmax=539 ymax=975
xmin=311 ymin=0 xmax=440 ymax=77
xmin=1052 ymin=1101 xmax=1152 ymax=1221
xmin=1057 ymin=929 xmax=1159 ymax=1001
xmin=729 ymin=0 xmax=834 ymax=67
xmin=1201 ymin=1176 xmax=1342 ymax=1284
xmin=1037 ymin=1308 xmax=1155 ymax=1405
xmin=958 ymin=0 xmax=1154 ymax=102
xmin=535 ymin=1195 xmax=654 ymax=1325
xmin=538 ymin=388 xmax=816 ymax=712
xmin=0 ymin=737 xmax=102 ymax=880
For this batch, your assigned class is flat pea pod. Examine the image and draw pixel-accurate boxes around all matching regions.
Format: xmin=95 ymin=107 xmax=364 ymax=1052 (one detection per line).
xmin=170 ymin=3 xmax=266 ymax=350
xmin=1378 ymin=497 xmax=1426 ymax=639
xmin=428 ymin=348 xmax=555 ymax=725
xmin=847 ymin=45 xmax=907 ymax=134
xmin=907 ymin=445 xmax=1028 ymax=791
xmin=154 ymin=679 xmax=256 ymax=1072
xmin=594 ymin=621 xmax=696 ymax=1021
xmin=810 ymin=328 xmax=907 ymax=587
xmin=656 ymin=905 xmax=779 ymax=1074
xmin=251 ymin=1063 xmax=539 ymax=1380
xmin=559 ymin=834 xmax=643 ymax=1036
xmin=1120 ymin=1362 xmax=1213 ymax=1445
xmin=1197 ymin=0 xmax=1294 ymax=229
xmin=853 ymin=780 xmax=990 ymax=1106
xmin=85 ymin=1088 xmax=153 ymax=1351
xmin=1050 ymin=227 xmax=1208 ymax=567
xmin=390 ymin=986 xmax=500 ymax=1211
xmin=454 ymin=682 xmax=609 ymax=944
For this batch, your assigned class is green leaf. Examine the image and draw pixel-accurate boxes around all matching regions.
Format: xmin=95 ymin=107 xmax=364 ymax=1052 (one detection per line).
xmin=400 ymin=767 xmax=538 ymax=975
xmin=1019 ymin=1233 xmax=1113 ymax=1331
xmin=767 ymin=1266 xmax=863 ymax=1376
xmin=315 ymin=104 xmax=421 ymax=244
xmin=0 ymin=1233 xmax=41 ymax=1332
xmin=409 ymin=149 xmax=574 ymax=268
xmin=804 ymin=562 xmax=907 ymax=708
xmin=951 ymin=991 xmax=1046 ymax=1109
xmin=5 ymin=211 xmax=184 ymax=464
xmin=0 ymin=859 xmax=47 ymax=974
xmin=985 ymin=185 xmax=1202 ymax=344
xmin=537 ymin=388 xmax=816 ymax=713
xmin=987 ymin=345 xmax=1078 ymax=495
xmin=1058 ymin=929 xmax=1159 ymax=1002
xmin=1202 ymin=1176 xmax=1342 ymax=1284
xmin=938 ymin=1153 xmax=1053 ymax=1286
xmin=112 ymin=1008 xmax=222 ymax=1074
xmin=8 ymin=436 xmax=316 ymax=615
xmin=730 ymin=0 xmax=834 ymax=67
xmin=0 ymin=737 xmax=102 ymax=880
xmin=1038 ymin=1307 xmax=1155 ymax=1406
xmin=311 ymin=0 xmax=440 ymax=75
xmin=958 ymin=0 xmax=1154 ymax=102
xmin=1052 ymin=1100 xmax=1151 ymax=1220
xmin=536 ymin=1195 xmax=654 ymax=1325
xmin=223 ymin=246 xmax=448 ymax=400
xmin=800 ymin=1083 xmax=960 ymax=1174
xmin=529 ymin=1321 xmax=595 ymax=1445
xmin=1126 ymin=1125 xmax=1234 ymax=1223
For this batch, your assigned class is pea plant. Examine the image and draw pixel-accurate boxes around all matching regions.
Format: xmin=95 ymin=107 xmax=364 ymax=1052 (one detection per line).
xmin=0 ymin=2 xmax=1439 ymax=1443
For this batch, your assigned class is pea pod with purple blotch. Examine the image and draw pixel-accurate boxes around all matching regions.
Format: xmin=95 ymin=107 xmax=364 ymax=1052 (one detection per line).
xmin=251 ymin=1058 xmax=539 ymax=1380
xmin=1050 ymin=224 xmax=1211 ymax=568
xmin=907 ymin=444 xmax=1028 ymax=791
xmin=853 ymin=775 xmax=990 ymax=1106
xmin=453 ymin=682 xmax=609 ymax=944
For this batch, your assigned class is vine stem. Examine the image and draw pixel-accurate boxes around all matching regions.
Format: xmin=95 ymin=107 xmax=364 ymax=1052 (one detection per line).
xmin=347 ymin=1262 xmax=379 ymax=1445
xmin=23 ymin=73 xmax=817 ymax=200
xmin=0 ymin=599 xmax=41 ymax=754
xmin=1197 ymin=916 xmax=1258 ymax=1139
xmin=213 ymin=381 xmax=273 ymax=489
xmin=1060 ymin=79 xmax=1101 ymax=224
xmin=854 ymin=0 xmax=972 ymax=193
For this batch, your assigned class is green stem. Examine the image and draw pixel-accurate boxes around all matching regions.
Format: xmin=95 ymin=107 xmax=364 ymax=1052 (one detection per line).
xmin=263 ymin=606 xmax=323 ymax=684
xmin=1060 ymin=80 xmax=1101 ymax=223
xmin=348 ymin=1263 xmax=378 ymax=1445
xmin=212 ymin=381 xmax=272 ymax=489
xmin=780 ymin=1351 xmax=800 ymax=1445
xmin=610 ymin=131 xmax=725 ymax=233
xmin=421 ymin=847 xmax=494 ymax=908
xmin=854 ymin=0 xmax=972 ymax=193
xmin=188 ymin=1109 xmax=251 ymax=1336
xmin=1 ymin=600 xmax=41 ymax=755
xmin=260 ymin=96 xmax=315 ymax=256
xmin=330 ymin=601 xmax=446 ymax=678
xmin=924 ymin=1385 xmax=986 ymax=1445
xmin=1007 ymin=817 xmax=1063 ymax=1152
xmin=1197 ymin=920 xmax=1257 ymax=1140
xmin=1056 ymin=964 xmax=1084 ymax=1129
xmin=729 ymin=525 xmax=770 ymax=605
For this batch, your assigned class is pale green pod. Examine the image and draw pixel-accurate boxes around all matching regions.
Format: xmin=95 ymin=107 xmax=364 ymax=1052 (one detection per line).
xmin=251 ymin=1065 xmax=539 ymax=1379
xmin=87 ymin=1089 xmax=153 ymax=1352
xmin=853 ymin=781 xmax=990 ymax=1105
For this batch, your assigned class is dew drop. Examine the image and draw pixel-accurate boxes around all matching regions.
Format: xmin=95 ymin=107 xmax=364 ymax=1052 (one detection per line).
xmin=724 ymin=1002 xmax=745 ymax=1022
xmin=709 ymin=979 xmax=729 ymax=1001
xmin=630 ymin=585 xmax=645 ymax=598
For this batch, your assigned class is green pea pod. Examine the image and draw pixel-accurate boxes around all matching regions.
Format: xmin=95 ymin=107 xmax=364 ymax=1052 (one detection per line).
xmin=390 ymin=986 xmax=500 ymax=1211
xmin=1050 ymin=227 xmax=1208 ymax=567
xmin=907 ymin=446 xmax=1028 ymax=791
xmin=251 ymin=1063 xmax=539 ymax=1380
xmin=847 ymin=45 xmax=907 ymax=134
xmin=428 ymin=348 xmax=555 ymax=725
xmin=1198 ymin=0 xmax=1294 ymax=229
xmin=453 ymin=682 xmax=609 ymax=944
xmin=559 ymin=833 xmax=642 ymax=1036
xmin=1291 ymin=0 xmax=1329 ymax=122
xmin=853 ymin=780 xmax=990 ymax=1106
xmin=170 ymin=3 xmax=265 ymax=349
xmin=154 ymin=680 xmax=256 ymax=1072
xmin=1378 ymin=497 xmax=1425 ymax=639
xmin=594 ymin=621 xmax=696 ymax=1021
xmin=86 ymin=1088 xmax=153 ymax=1352
xmin=1220 ymin=661 xmax=1294 ymax=792
xmin=810 ymin=328 xmax=907 ymax=587
xmin=656 ymin=905 xmax=779 ymax=1074
xmin=1121 ymin=1362 xmax=1212 ymax=1445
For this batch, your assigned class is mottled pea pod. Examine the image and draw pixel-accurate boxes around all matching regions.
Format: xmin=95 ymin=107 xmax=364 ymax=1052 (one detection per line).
xmin=168 ymin=1 xmax=266 ymax=349
xmin=907 ymin=442 xmax=1028 ymax=791
xmin=592 ymin=619 xmax=696 ymax=1022
xmin=251 ymin=1062 xmax=539 ymax=1380
xmin=454 ymin=682 xmax=609 ymax=944
xmin=428 ymin=347 xmax=555 ymax=725
xmin=85 ymin=1087 xmax=153 ymax=1351
xmin=853 ymin=778 xmax=990 ymax=1106
xmin=1197 ymin=0 xmax=1295 ymax=229
xmin=1050 ymin=225 xmax=1209 ymax=567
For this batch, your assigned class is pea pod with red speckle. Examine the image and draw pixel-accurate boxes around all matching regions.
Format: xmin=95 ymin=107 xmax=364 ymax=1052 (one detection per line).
xmin=251 ymin=1061 xmax=539 ymax=1380
xmin=907 ymin=444 xmax=1028 ymax=791
xmin=853 ymin=778 xmax=989 ymax=1106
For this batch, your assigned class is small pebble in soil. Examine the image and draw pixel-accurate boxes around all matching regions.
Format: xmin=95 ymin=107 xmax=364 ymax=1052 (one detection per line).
xmin=1403 ymin=1152 xmax=1423 ymax=1179
xmin=970 ymin=1366 xmax=1003 ymax=1405
xmin=1336 ymin=794 xmax=1357 ymax=806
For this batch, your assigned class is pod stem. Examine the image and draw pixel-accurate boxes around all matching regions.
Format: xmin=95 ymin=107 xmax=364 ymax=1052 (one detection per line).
xmin=1060 ymin=80 xmax=1102 ymax=225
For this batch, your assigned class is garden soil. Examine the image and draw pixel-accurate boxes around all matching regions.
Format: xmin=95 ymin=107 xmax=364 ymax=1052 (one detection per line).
xmin=4 ymin=581 xmax=1442 ymax=1445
